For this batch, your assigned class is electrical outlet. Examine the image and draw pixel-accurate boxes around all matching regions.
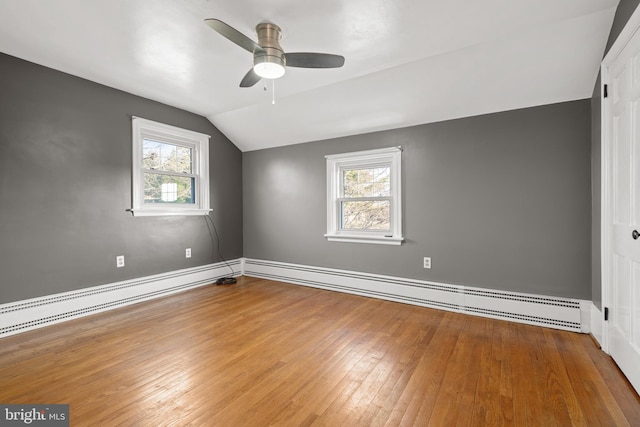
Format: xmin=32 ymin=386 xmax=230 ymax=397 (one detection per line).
xmin=185 ymin=248 xmax=191 ymax=258
xmin=116 ymin=255 xmax=125 ymax=268
xmin=423 ymin=257 xmax=431 ymax=269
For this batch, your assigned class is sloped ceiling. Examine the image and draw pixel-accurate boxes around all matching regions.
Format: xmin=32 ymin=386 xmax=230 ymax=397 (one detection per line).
xmin=0 ymin=0 xmax=619 ymax=151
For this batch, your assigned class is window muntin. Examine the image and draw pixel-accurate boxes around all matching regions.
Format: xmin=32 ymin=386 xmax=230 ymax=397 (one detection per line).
xmin=326 ymin=147 xmax=403 ymax=245
xmin=131 ymin=117 xmax=210 ymax=217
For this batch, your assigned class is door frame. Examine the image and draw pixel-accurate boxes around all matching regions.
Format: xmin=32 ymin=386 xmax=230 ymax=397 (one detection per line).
xmin=601 ymin=4 xmax=640 ymax=355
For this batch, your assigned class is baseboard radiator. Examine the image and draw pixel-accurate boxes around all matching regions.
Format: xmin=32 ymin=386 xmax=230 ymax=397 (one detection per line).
xmin=243 ymin=259 xmax=585 ymax=333
xmin=1 ymin=258 xmax=586 ymax=338
xmin=0 ymin=260 xmax=242 ymax=338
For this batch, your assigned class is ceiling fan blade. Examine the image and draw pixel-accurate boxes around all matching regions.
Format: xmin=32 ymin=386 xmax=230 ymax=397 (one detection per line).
xmin=204 ymin=19 xmax=264 ymax=54
xmin=240 ymin=68 xmax=261 ymax=88
xmin=285 ymin=53 xmax=345 ymax=68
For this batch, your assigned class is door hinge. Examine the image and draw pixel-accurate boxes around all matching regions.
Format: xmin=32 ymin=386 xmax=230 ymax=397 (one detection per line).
xmin=604 ymin=84 xmax=608 ymax=98
xmin=604 ymin=306 xmax=609 ymax=321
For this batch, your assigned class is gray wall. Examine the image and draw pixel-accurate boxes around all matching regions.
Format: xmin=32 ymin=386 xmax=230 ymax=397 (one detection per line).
xmin=591 ymin=0 xmax=640 ymax=309
xmin=244 ymin=100 xmax=592 ymax=299
xmin=0 ymin=53 xmax=243 ymax=304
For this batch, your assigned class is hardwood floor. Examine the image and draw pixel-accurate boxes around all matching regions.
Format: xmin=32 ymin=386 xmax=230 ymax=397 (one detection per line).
xmin=1 ymin=276 xmax=639 ymax=426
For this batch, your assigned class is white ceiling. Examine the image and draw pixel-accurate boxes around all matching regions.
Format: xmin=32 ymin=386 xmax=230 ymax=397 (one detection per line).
xmin=0 ymin=0 xmax=619 ymax=151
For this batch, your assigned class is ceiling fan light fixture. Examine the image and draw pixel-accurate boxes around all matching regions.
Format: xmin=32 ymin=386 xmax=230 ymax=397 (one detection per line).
xmin=205 ymin=19 xmax=345 ymax=87
xmin=253 ymin=56 xmax=286 ymax=79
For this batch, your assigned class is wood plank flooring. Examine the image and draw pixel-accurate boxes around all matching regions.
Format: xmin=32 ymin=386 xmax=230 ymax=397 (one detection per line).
xmin=1 ymin=276 xmax=639 ymax=426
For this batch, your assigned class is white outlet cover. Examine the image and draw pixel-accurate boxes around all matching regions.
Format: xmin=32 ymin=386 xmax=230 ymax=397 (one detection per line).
xmin=423 ymin=257 xmax=431 ymax=269
xmin=116 ymin=255 xmax=125 ymax=268
xmin=186 ymin=248 xmax=191 ymax=258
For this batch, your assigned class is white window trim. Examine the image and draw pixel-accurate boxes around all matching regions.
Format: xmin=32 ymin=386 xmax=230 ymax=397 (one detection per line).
xmin=130 ymin=117 xmax=211 ymax=217
xmin=325 ymin=146 xmax=403 ymax=245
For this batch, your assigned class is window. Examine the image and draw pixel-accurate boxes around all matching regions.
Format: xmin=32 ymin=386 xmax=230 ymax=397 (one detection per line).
xmin=131 ymin=117 xmax=210 ymax=216
xmin=325 ymin=147 xmax=403 ymax=245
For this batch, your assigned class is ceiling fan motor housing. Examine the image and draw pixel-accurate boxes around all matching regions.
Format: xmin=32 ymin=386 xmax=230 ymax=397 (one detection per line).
xmin=254 ymin=23 xmax=286 ymax=72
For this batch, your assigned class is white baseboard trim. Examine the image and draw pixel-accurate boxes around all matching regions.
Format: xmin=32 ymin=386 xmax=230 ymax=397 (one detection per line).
xmin=243 ymin=258 xmax=585 ymax=332
xmin=590 ymin=302 xmax=605 ymax=349
xmin=0 ymin=260 xmax=242 ymax=338
xmin=580 ymin=300 xmax=591 ymax=334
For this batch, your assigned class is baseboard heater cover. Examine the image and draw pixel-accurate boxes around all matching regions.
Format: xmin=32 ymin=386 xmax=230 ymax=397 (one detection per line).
xmin=0 ymin=260 xmax=242 ymax=338
xmin=243 ymin=258 xmax=584 ymax=332
xmin=1 ymin=258 xmax=585 ymax=337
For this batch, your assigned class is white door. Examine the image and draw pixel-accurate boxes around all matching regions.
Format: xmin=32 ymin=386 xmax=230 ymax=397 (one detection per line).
xmin=603 ymin=17 xmax=640 ymax=396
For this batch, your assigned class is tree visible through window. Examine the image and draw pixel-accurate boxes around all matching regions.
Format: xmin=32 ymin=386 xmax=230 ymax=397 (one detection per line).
xmin=142 ymin=139 xmax=195 ymax=204
xmin=341 ymin=167 xmax=391 ymax=230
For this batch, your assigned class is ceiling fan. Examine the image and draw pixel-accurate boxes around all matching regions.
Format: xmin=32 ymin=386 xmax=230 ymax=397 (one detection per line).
xmin=204 ymin=19 xmax=345 ymax=88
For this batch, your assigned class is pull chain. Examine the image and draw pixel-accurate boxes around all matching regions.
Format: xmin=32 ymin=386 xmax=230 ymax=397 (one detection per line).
xmin=263 ymin=80 xmax=277 ymax=105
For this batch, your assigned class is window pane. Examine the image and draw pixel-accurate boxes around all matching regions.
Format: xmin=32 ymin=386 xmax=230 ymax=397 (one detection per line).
xmin=143 ymin=139 xmax=192 ymax=174
xmin=373 ymin=167 xmax=391 ymax=196
xmin=342 ymin=169 xmax=359 ymax=197
xmin=341 ymin=200 xmax=390 ymax=230
xmin=144 ymin=173 xmax=195 ymax=204
xmin=342 ymin=166 xmax=390 ymax=197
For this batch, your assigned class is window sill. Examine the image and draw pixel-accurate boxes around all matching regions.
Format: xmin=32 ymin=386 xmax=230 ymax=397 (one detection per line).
xmin=324 ymin=234 xmax=404 ymax=245
xmin=129 ymin=208 xmax=212 ymax=217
